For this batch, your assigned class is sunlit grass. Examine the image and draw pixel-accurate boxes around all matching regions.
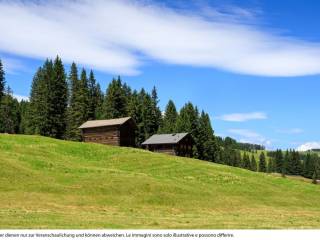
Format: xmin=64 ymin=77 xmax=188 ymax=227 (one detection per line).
xmin=0 ymin=134 xmax=319 ymax=229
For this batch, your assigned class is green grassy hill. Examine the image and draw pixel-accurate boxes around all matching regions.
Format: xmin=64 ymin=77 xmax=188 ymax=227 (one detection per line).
xmin=1 ymin=134 xmax=320 ymax=229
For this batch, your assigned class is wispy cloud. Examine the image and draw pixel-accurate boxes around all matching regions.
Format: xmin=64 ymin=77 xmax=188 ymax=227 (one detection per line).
xmin=296 ymin=142 xmax=320 ymax=151
xmin=1 ymin=1 xmax=320 ymax=76
xmin=215 ymin=112 xmax=267 ymax=122
xmin=277 ymin=128 xmax=304 ymax=134
xmin=0 ymin=56 xmax=27 ymax=74
xmin=228 ymin=128 xmax=271 ymax=146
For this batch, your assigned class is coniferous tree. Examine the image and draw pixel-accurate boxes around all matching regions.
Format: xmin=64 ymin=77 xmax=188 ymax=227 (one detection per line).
xmin=127 ymin=90 xmax=142 ymax=146
xmin=291 ymin=150 xmax=302 ymax=175
xmin=198 ymin=111 xmax=219 ymax=161
xmin=78 ymin=69 xmax=90 ymax=121
xmin=250 ymin=154 xmax=257 ymax=171
xmin=18 ymin=100 xmax=30 ymax=134
xmin=48 ymin=56 xmax=68 ymax=139
xmin=0 ymin=87 xmax=20 ymax=133
xmin=66 ymin=63 xmax=89 ymax=141
xmin=160 ymin=100 xmax=178 ymax=133
xmin=176 ymin=102 xmax=200 ymax=158
xmin=141 ymin=89 xmax=155 ymax=140
xmin=27 ymin=58 xmax=67 ymax=138
xmin=150 ymin=86 xmax=162 ymax=134
xmin=259 ymin=152 xmax=267 ymax=172
xmin=27 ymin=61 xmax=54 ymax=136
xmin=103 ymin=76 xmax=127 ymax=119
xmin=87 ymin=70 xmax=103 ymax=120
xmin=275 ymin=149 xmax=283 ymax=173
xmin=242 ymin=153 xmax=251 ymax=170
xmin=94 ymin=83 xmax=104 ymax=119
xmin=0 ymin=59 xmax=5 ymax=101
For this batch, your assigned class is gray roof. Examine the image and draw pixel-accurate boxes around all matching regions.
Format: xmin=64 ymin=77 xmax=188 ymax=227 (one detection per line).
xmin=79 ymin=117 xmax=132 ymax=129
xmin=142 ymin=133 xmax=189 ymax=145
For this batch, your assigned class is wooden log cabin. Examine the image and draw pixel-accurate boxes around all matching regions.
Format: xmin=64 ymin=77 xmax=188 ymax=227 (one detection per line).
xmin=79 ymin=117 xmax=136 ymax=147
xmin=142 ymin=133 xmax=193 ymax=157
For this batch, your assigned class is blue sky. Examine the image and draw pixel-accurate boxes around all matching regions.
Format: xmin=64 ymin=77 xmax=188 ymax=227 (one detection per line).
xmin=1 ymin=0 xmax=320 ymax=150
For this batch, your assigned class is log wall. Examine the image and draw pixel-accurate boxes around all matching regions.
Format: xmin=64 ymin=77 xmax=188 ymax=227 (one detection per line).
xmin=82 ymin=126 xmax=120 ymax=146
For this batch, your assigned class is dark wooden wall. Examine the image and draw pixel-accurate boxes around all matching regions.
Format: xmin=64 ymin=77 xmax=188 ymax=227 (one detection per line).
xmin=81 ymin=120 xmax=136 ymax=147
xmin=147 ymin=144 xmax=176 ymax=155
xmin=146 ymin=135 xmax=193 ymax=157
xmin=82 ymin=126 xmax=120 ymax=146
xmin=119 ymin=120 xmax=136 ymax=147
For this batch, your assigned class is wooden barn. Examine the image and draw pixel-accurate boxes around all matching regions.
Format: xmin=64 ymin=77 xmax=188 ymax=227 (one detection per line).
xmin=142 ymin=133 xmax=193 ymax=157
xmin=79 ymin=117 xmax=136 ymax=147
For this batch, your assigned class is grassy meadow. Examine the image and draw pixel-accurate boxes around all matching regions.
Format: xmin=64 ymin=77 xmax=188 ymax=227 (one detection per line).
xmin=0 ymin=134 xmax=320 ymax=229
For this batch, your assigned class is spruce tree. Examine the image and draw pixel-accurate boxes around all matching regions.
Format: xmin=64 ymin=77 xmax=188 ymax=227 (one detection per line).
xmin=0 ymin=59 xmax=5 ymax=101
xmin=103 ymin=76 xmax=127 ymax=119
xmin=250 ymin=154 xmax=257 ymax=171
xmin=27 ymin=67 xmax=46 ymax=134
xmin=242 ymin=153 xmax=251 ymax=170
xmin=275 ymin=149 xmax=283 ymax=173
xmin=48 ymin=56 xmax=68 ymax=139
xmin=94 ymin=83 xmax=104 ymax=119
xmin=66 ymin=63 xmax=89 ymax=141
xmin=27 ymin=60 xmax=55 ymax=136
xmin=0 ymin=87 xmax=20 ymax=133
xmin=18 ymin=100 xmax=30 ymax=134
xmin=160 ymin=100 xmax=178 ymax=133
xmin=198 ymin=111 xmax=219 ymax=161
xmin=140 ymin=89 xmax=155 ymax=140
xmin=150 ymin=86 xmax=162 ymax=134
xmin=127 ymin=90 xmax=144 ymax=146
xmin=176 ymin=102 xmax=200 ymax=158
xmin=87 ymin=70 xmax=102 ymax=120
xmin=259 ymin=152 xmax=267 ymax=172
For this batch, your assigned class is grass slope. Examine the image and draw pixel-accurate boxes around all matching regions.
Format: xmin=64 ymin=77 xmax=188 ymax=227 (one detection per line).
xmin=0 ymin=134 xmax=320 ymax=229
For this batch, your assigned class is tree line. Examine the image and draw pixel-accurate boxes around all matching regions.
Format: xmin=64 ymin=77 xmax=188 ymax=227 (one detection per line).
xmin=0 ymin=57 xmax=319 ymax=183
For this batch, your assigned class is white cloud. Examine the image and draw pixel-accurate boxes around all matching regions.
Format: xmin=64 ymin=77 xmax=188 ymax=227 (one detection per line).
xmin=0 ymin=56 xmax=27 ymax=74
xmin=215 ymin=112 xmax=267 ymax=122
xmin=1 ymin=1 xmax=320 ymax=76
xmin=13 ymin=94 xmax=29 ymax=102
xmin=297 ymin=142 xmax=320 ymax=151
xmin=277 ymin=128 xmax=304 ymax=134
xmin=228 ymin=128 xmax=271 ymax=146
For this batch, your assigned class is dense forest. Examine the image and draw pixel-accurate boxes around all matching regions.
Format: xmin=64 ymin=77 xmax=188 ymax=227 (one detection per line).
xmin=0 ymin=57 xmax=319 ymax=183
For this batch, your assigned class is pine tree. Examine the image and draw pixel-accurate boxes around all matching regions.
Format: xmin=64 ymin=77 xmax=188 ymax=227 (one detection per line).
xmin=78 ymin=69 xmax=90 ymax=121
xmin=150 ymin=86 xmax=162 ymax=134
xmin=127 ymin=90 xmax=144 ymax=146
xmin=198 ymin=111 xmax=219 ymax=161
xmin=0 ymin=59 xmax=5 ymax=101
xmin=242 ymin=153 xmax=251 ymax=170
xmin=18 ymin=100 xmax=30 ymax=134
xmin=140 ymin=89 xmax=155 ymax=140
xmin=259 ymin=152 xmax=267 ymax=172
xmin=66 ymin=63 xmax=89 ymax=141
xmin=0 ymin=87 xmax=20 ymax=133
xmin=87 ymin=70 xmax=102 ymax=120
xmin=94 ymin=83 xmax=104 ymax=119
xmin=160 ymin=100 xmax=178 ymax=133
xmin=103 ymin=76 xmax=127 ymax=119
xmin=250 ymin=154 xmax=257 ymax=171
xmin=48 ymin=56 xmax=68 ymax=139
xmin=27 ymin=60 xmax=55 ymax=136
xmin=176 ymin=102 xmax=200 ymax=158
xmin=275 ymin=149 xmax=283 ymax=173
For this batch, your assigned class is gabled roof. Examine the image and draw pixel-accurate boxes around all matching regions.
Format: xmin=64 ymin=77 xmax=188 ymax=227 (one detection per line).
xmin=142 ymin=133 xmax=189 ymax=145
xmin=79 ymin=117 xmax=132 ymax=129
